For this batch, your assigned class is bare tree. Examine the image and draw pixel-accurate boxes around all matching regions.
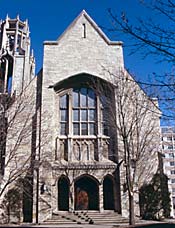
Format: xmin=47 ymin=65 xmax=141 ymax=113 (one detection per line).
xmin=0 ymin=79 xmax=41 ymax=223
xmin=94 ymin=70 xmax=161 ymax=225
xmin=109 ymin=0 xmax=175 ymax=62
xmin=108 ymin=0 xmax=175 ymax=122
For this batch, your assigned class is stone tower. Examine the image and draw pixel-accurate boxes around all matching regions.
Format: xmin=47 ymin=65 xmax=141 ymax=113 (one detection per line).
xmin=0 ymin=14 xmax=35 ymax=96
xmin=0 ymin=15 xmax=35 ymax=176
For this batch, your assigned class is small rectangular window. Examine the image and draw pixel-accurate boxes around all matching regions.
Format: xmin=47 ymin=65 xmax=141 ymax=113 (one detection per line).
xmin=89 ymin=109 xmax=95 ymax=121
xmin=88 ymin=90 xmax=95 ymax=107
xmin=81 ymin=109 xmax=87 ymax=121
xmin=19 ymin=24 xmax=24 ymax=31
xmin=73 ymin=123 xmax=80 ymax=135
xmin=169 ymin=153 xmax=174 ymax=158
xmin=170 ymin=161 xmax=175 ymax=166
xmin=80 ymin=88 xmax=87 ymax=107
xmin=9 ymin=23 xmax=16 ymax=29
xmin=73 ymin=90 xmax=79 ymax=107
xmin=61 ymin=110 xmax=67 ymax=121
xmin=60 ymin=95 xmax=68 ymax=108
xmin=89 ymin=123 xmax=95 ymax=135
xmin=168 ymin=145 xmax=173 ymax=150
xmin=81 ymin=123 xmax=88 ymax=135
xmin=103 ymin=123 xmax=109 ymax=136
xmin=60 ymin=123 xmax=67 ymax=135
xmin=73 ymin=109 xmax=79 ymax=121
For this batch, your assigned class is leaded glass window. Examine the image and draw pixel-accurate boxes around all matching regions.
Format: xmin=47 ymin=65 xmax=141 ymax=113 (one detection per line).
xmin=59 ymin=87 xmax=109 ymax=137
xmin=72 ymin=88 xmax=96 ymax=136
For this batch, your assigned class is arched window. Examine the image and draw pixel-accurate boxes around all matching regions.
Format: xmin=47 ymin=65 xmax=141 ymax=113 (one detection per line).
xmin=58 ymin=80 xmax=115 ymax=162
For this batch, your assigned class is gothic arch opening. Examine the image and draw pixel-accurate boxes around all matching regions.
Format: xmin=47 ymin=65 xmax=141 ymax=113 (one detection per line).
xmin=58 ymin=176 xmax=69 ymax=211
xmin=74 ymin=175 xmax=99 ymax=210
xmin=0 ymin=55 xmax=13 ymax=94
xmin=103 ymin=175 xmax=114 ymax=210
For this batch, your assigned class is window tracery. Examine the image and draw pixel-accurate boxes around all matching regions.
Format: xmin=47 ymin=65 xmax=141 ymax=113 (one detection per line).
xmin=58 ymin=85 xmax=112 ymax=161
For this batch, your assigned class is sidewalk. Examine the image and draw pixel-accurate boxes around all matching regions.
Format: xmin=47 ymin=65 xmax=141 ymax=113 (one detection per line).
xmin=0 ymin=219 xmax=175 ymax=228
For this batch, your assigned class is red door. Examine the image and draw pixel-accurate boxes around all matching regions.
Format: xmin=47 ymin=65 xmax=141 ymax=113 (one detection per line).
xmin=75 ymin=189 xmax=89 ymax=210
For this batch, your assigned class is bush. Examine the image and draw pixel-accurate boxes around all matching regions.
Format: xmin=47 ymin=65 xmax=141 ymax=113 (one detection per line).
xmin=139 ymin=173 xmax=171 ymax=220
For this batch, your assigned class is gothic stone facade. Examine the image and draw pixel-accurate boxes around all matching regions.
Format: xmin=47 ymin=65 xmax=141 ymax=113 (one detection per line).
xmin=0 ymin=11 xmax=161 ymax=223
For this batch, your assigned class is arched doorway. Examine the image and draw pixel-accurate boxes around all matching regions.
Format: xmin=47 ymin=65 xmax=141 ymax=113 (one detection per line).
xmin=103 ymin=175 xmax=114 ymax=210
xmin=74 ymin=175 xmax=99 ymax=210
xmin=58 ymin=176 xmax=69 ymax=211
xmin=23 ymin=175 xmax=33 ymax=222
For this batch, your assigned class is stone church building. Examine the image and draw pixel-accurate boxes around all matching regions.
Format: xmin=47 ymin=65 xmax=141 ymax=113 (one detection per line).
xmin=0 ymin=11 xmax=162 ymax=223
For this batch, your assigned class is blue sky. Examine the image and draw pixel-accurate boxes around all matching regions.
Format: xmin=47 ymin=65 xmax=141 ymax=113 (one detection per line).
xmin=0 ymin=0 xmax=168 ymax=77
xmin=0 ymin=0 xmax=171 ymax=125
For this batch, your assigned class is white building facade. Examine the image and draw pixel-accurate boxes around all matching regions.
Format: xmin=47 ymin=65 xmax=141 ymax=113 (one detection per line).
xmin=0 ymin=11 xmax=162 ymax=224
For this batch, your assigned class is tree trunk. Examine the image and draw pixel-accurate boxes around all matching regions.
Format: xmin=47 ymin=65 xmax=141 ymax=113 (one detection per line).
xmin=129 ymin=192 xmax=135 ymax=225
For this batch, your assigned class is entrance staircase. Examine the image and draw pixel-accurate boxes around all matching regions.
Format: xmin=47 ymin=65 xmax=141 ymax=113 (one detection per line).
xmin=43 ymin=211 xmax=129 ymax=225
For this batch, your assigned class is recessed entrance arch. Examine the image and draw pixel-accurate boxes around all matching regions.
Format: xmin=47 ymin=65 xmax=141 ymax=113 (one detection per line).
xmin=58 ymin=176 xmax=69 ymax=211
xmin=103 ymin=175 xmax=114 ymax=210
xmin=74 ymin=175 xmax=99 ymax=210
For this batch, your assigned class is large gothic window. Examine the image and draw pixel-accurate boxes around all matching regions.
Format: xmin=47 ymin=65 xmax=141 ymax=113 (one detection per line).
xmin=57 ymin=79 xmax=115 ymax=161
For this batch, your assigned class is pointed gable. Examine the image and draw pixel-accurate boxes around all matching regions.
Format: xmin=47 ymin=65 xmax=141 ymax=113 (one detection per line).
xmin=55 ymin=10 xmax=122 ymax=46
xmin=43 ymin=10 xmax=124 ymax=86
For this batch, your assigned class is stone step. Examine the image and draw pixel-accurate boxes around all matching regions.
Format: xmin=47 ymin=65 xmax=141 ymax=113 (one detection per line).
xmin=43 ymin=211 xmax=129 ymax=225
xmin=44 ymin=212 xmax=91 ymax=225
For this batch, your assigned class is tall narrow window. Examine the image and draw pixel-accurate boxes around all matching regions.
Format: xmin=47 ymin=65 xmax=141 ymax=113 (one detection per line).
xmin=82 ymin=23 xmax=86 ymax=38
xmin=60 ymin=94 xmax=68 ymax=135
xmin=72 ymin=88 xmax=96 ymax=136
